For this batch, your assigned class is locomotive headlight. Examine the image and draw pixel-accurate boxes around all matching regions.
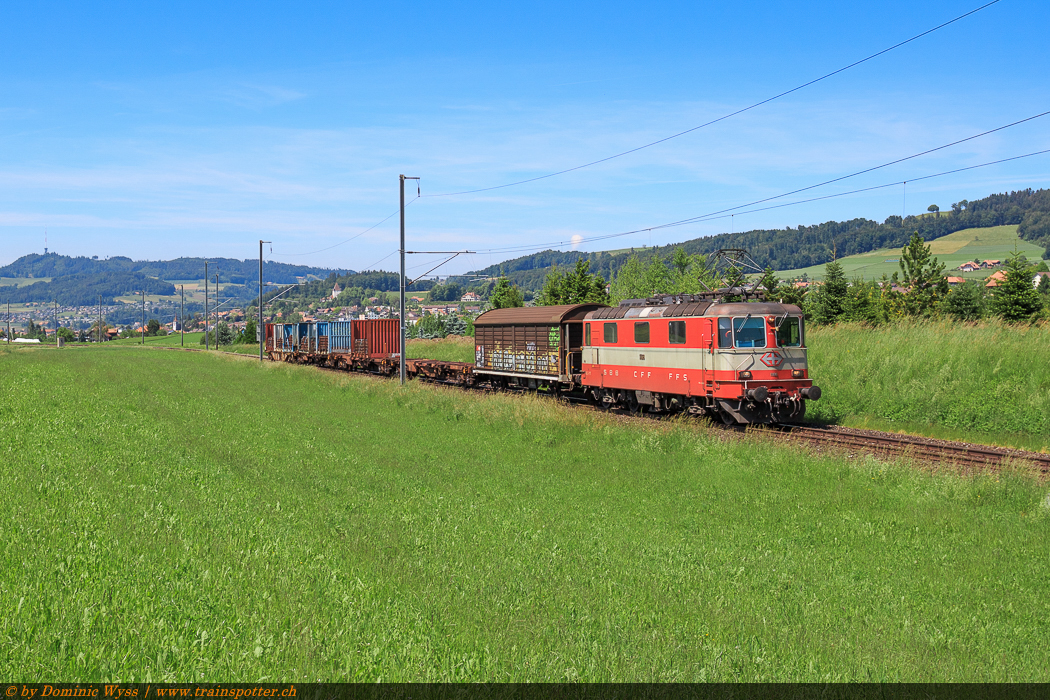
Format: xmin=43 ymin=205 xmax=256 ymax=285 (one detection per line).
xmin=738 ymin=371 xmax=752 ymax=380
xmin=792 ymin=369 xmax=804 ymax=379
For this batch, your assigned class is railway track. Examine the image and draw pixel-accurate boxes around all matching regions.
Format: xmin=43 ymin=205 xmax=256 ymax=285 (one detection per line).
xmin=774 ymin=424 xmax=1050 ymax=474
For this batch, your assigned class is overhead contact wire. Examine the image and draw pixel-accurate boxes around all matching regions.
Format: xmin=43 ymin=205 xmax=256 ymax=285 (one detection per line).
xmin=424 ymin=0 xmax=1003 ymax=197
xmin=469 ymin=141 xmax=1050 ymax=257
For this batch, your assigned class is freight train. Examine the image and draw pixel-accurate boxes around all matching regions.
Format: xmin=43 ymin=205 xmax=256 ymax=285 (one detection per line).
xmin=265 ymin=294 xmax=820 ymax=424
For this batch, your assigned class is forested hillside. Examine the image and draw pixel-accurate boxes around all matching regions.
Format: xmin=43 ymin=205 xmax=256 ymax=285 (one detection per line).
xmin=2 ymin=272 xmax=175 ymax=306
xmin=0 ymin=254 xmax=342 ymax=285
xmin=469 ymin=188 xmax=1050 ymax=290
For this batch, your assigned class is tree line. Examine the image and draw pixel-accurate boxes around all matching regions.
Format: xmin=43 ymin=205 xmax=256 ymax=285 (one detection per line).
xmin=2 ymin=272 xmax=176 ymax=306
xmin=0 ymin=253 xmax=339 ymax=285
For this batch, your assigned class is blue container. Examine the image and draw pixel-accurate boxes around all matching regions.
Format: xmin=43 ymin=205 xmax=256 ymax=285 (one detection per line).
xmin=329 ymin=321 xmax=353 ymax=353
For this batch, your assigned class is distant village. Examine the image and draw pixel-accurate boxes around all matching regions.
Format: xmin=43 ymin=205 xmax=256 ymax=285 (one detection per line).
xmin=1 ymin=282 xmax=488 ymax=341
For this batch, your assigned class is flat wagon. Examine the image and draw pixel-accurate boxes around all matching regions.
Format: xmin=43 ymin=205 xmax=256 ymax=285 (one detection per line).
xmin=266 ymin=319 xmax=401 ymax=374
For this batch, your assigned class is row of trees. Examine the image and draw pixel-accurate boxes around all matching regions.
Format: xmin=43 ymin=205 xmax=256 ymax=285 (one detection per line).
xmin=409 ymin=313 xmax=470 ymax=339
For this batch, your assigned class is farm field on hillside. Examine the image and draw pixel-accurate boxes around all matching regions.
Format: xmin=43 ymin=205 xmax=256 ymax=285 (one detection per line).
xmin=0 ymin=277 xmax=53 ymax=287
xmin=776 ymin=226 xmax=1046 ymax=281
xmin=1 ymin=345 xmax=1048 ymax=681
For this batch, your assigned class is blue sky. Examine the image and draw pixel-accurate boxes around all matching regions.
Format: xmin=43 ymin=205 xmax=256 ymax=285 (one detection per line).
xmin=1 ymin=0 xmax=1048 ymax=275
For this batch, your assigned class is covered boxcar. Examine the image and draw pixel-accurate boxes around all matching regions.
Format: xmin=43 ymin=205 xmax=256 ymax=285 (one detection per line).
xmin=472 ymin=304 xmax=607 ymax=388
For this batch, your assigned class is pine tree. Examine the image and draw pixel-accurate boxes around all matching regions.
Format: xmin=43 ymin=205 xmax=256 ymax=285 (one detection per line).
xmin=757 ymin=266 xmax=778 ymax=295
xmin=444 ymin=314 xmax=467 ymax=336
xmin=942 ymin=280 xmax=985 ymax=321
xmin=536 ymin=260 xmax=609 ymax=306
xmin=891 ymin=232 xmax=948 ymax=317
xmin=536 ymin=266 xmax=566 ymax=306
xmin=991 ymin=251 xmax=1043 ymax=322
xmin=489 ymin=277 xmax=524 ymax=309
xmin=809 ymin=261 xmax=848 ymax=325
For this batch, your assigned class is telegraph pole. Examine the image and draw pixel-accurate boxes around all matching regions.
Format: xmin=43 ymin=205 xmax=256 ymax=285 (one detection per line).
xmin=97 ymin=294 xmax=102 ymax=344
xmin=204 ymin=261 xmax=209 ymax=351
xmin=180 ymin=285 xmax=185 ymax=347
xmin=399 ymin=174 xmax=418 ymax=386
xmin=259 ymin=240 xmax=270 ymax=361
xmin=6 ymin=300 xmax=10 ymax=344
xmin=53 ymin=299 xmax=57 ymax=343
xmin=141 ymin=290 xmax=145 ymax=344
xmin=214 ymin=273 xmax=220 ymax=347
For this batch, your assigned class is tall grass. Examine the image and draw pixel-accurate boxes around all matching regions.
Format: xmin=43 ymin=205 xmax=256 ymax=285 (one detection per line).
xmin=808 ymin=321 xmax=1050 ymax=448
xmin=1 ymin=345 xmax=1048 ymax=681
xmin=406 ymin=335 xmax=475 ymax=362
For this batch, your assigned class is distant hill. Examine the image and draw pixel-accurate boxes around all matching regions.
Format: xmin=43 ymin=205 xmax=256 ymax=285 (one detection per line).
xmin=1 ymin=272 xmax=176 ymax=306
xmin=468 ymin=188 xmax=1050 ymax=290
xmin=0 ymin=255 xmax=345 ymax=285
xmin=0 ymin=254 xmax=351 ymax=305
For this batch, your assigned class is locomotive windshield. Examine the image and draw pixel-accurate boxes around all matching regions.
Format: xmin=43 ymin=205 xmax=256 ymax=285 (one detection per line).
xmin=776 ymin=316 xmax=803 ymax=347
xmin=733 ymin=317 xmax=767 ymax=348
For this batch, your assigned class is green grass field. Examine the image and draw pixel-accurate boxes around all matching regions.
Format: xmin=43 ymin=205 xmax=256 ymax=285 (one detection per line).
xmin=777 ymin=226 xmax=1046 ymax=281
xmin=406 ymin=336 xmax=474 ymax=362
xmin=0 ymin=277 xmax=53 ymax=288
xmin=1 ymin=344 xmax=1049 ymax=681
xmin=106 ymin=333 xmax=256 ymax=354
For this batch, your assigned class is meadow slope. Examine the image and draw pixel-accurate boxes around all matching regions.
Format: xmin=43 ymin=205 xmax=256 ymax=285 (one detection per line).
xmin=1 ymin=345 xmax=1048 ymax=681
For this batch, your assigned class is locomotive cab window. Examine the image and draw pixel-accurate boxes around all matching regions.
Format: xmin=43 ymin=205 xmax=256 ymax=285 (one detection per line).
xmin=669 ymin=320 xmax=686 ymax=345
xmin=717 ymin=318 xmax=733 ymax=348
xmin=634 ymin=322 xmax=650 ymax=343
xmin=733 ymin=317 xmax=767 ymax=348
xmin=603 ymin=322 xmax=618 ymax=343
xmin=585 ymin=322 xmax=591 ymax=345
xmin=776 ymin=316 xmax=803 ymax=347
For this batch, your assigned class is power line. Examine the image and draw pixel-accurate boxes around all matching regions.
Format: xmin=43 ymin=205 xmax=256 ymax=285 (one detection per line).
xmin=468 ymin=145 xmax=1050 ymax=259
xmin=358 ymin=249 xmax=399 ymax=272
xmin=648 ymin=110 xmax=1050 ymax=232
xmin=669 ymin=148 xmax=1050 ymax=226
xmin=468 ymin=110 xmax=1050 ymax=256
xmin=423 ymin=0 xmax=1004 ymax=198
xmin=271 ymin=196 xmax=418 ymax=258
